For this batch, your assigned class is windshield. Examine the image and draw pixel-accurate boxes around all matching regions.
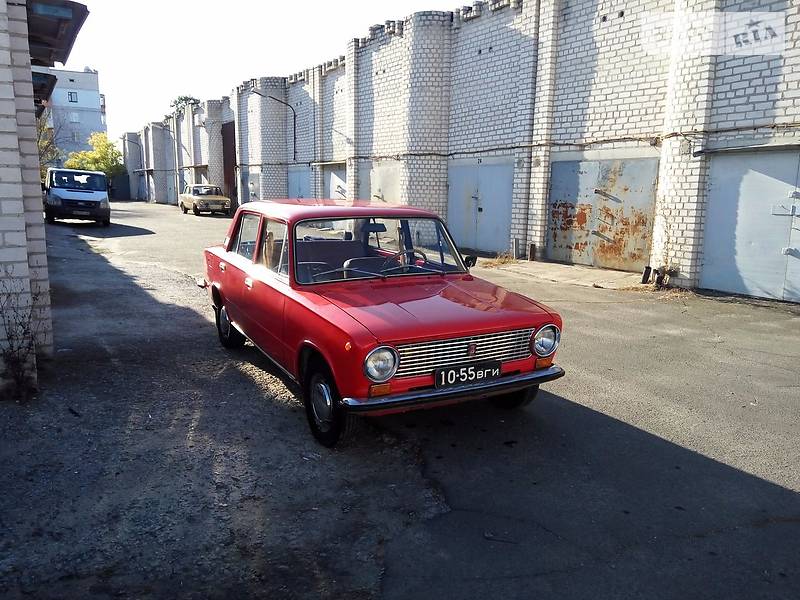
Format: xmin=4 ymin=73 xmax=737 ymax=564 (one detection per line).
xmin=192 ymin=186 xmax=222 ymax=196
xmin=50 ymin=170 xmax=107 ymax=192
xmin=294 ymin=216 xmax=466 ymax=284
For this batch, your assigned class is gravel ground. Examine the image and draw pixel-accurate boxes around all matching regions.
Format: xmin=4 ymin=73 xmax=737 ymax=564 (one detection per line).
xmin=1 ymin=202 xmax=798 ymax=599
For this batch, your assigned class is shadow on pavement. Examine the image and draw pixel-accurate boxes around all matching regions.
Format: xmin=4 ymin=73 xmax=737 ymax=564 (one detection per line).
xmin=0 ymin=229 xmax=437 ymax=599
xmin=378 ymin=397 xmax=800 ymax=599
xmin=50 ymin=219 xmax=154 ymax=239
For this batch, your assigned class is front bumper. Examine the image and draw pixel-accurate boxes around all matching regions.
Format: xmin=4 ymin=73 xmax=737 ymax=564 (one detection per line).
xmin=46 ymin=205 xmax=110 ymax=220
xmin=342 ymin=364 xmax=565 ymax=414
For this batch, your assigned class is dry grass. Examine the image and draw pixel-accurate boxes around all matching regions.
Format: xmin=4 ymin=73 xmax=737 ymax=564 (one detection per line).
xmin=617 ymin=282 xmax=696 ymax=300
xmin=480 ymin=252 xmax=517 ymax=269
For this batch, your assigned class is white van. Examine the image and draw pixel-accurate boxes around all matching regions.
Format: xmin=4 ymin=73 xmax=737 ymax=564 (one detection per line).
xmin=43 ymin=168 xmax=111 ymax=227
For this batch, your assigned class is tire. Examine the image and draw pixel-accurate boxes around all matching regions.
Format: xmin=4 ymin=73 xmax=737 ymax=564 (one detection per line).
xmin=180 ymin=202 xmax=188 ymax=214
xmin=215 ymin=303 xmax=245 ymax=349
xmin=491 ymin=385 xmax=539 ymax=409
xmin=102 ymin=219 xmax=110 ymax=227
xmin=192 ymin=204 xmax=200 ymax=216
xmin=45 ymin=213 xmax=55 ymax=224
xmin=303 ymin=360 xmax=359 ymax=447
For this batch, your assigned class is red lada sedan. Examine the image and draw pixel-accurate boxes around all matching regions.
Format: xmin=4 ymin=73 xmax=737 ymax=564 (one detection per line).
xmin=204 ymin=200 xmax=564 ymax=447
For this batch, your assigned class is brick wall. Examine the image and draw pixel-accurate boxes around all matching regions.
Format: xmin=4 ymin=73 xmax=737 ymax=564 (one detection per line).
xmin=1 ymin=0 xmax=55 ymax=393
xmin=123 ymin=0 xmax=800 ymax=290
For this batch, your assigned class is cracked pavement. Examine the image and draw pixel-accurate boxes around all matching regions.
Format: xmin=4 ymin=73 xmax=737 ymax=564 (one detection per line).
xmin=1 ymin=202 xmax=798 ymax=599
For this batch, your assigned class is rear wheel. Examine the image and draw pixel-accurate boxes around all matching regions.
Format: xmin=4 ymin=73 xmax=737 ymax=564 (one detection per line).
xmin=215 ymin=303 xmax=245 ymax=349
xmin=303 ymin=360 xmax=359 ymax=447
xmin=491 ymin=385 xmax=539 ymax=409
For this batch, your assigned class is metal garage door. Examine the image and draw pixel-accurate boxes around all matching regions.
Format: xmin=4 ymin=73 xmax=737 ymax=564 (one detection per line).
xmin=358 ymin=160 xmax=401 ymax=203
xmin=701 ymin=151 xmax=800 ymax=302
xmin=322 ymin=164 xmax=347 ymax=199
xmin=288 ymin=166 xmax=311 ymax=199
xmin=547 ymin=158 xmax=658 ymax=272
xmin=446 ymin=157 xmax=514 ymax=254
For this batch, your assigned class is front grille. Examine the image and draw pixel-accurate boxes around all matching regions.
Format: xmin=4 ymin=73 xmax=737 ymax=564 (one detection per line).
xmin=394 ymin=328 xmax=534 ymax=378
xmin=64 ymin=200 xmax=95 ymax=209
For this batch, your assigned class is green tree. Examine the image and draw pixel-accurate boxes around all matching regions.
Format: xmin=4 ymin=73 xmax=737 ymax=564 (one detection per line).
xmin=64 ymin=132 xmax=125 ymax=178
xmin=170 ymin=95 xmax=200 ymax=111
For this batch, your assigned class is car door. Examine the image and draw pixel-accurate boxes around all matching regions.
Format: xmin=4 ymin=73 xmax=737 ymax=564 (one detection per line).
xmin=222 ymin=211 xmax=262 ymax=337
xmin=244 ymin=218 xmax=290 ymax=367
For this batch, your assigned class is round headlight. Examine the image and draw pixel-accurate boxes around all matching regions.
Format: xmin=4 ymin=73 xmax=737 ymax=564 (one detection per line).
xmin=532 ymin=325 xmax=560 ymax=357
xmin=364 ymin=346 xmax=398 ymax=382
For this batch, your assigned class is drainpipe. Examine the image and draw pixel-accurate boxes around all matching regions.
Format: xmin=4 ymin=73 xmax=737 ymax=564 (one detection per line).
xmin=249 ymin=88 xmax=297 ymax=163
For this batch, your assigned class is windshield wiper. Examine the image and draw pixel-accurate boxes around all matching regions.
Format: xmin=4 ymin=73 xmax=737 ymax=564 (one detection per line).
xmin=311 ymin=267 xmax=384 ymax=281
xmin=380 ymin=264 xmax=447 ymax=276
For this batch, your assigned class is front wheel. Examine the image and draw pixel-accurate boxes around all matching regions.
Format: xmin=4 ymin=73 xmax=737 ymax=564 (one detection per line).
xmin=215 ymin=303 xmax=245 ymax=349
xmin=491 ymin=385 xmax=539 ymax=409
xmin=192 ymin=204 xmax=200 ymax=216
xmin=101 ymin=219 xmax=110 ymax=227
xmin=303 ymin=362 xmax=359 ymax=447
xmin=45 ymin=213 xmax=55 ymax=224
xmin=180 ymin=202 xmax=188 ymax=214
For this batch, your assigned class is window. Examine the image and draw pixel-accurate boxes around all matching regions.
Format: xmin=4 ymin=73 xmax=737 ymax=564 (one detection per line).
xmin=68 ymin=91 xmax=78 ymax=103
xmin=294 ymin=217 xmax=465 ymax=284
xmin=69 ymin=112 xmax=80 ymax=123
xmin=71 ymin=131 xmax=80 ymax=142
xmin=232 ymin=213 xmax=260 ymax=261
xmin=260 ymin=220 xmax=288 ymax=275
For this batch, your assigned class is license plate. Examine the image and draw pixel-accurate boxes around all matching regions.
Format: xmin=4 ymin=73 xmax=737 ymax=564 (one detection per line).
xmin=434 ymin=361 xmax=501 ymax=388
xmin=73 ymin=210 xmax=90 ymax=215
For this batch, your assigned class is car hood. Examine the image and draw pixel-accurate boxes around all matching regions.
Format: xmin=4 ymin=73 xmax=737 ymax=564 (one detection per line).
xmin=316 ymin=275 xmax=557 ymax=343
xmin=192 ymin=195 xmax=229 ymax=201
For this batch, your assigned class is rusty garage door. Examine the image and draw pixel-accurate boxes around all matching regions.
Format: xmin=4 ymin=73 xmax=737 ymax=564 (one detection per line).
xmin=547 ymin=158 xmax=659 ymax=272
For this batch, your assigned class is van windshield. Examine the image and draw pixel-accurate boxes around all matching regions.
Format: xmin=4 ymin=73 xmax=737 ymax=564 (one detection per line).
xmin=50 ymin=170 xmax=107 ymax=192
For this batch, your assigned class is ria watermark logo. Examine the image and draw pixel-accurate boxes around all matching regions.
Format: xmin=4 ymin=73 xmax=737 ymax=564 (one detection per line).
xmin=640 ymin=11 xmax=786 ymax=56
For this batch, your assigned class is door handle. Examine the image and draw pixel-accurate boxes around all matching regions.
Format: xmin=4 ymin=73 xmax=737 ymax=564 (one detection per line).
xmin=244 ymin=277 xmax=253 ymax=289
xmin=219 ymin=262 xmax=226 ymax=272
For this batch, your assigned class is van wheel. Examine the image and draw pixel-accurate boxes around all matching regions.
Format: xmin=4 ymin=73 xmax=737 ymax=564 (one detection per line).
xmin=303 ymin=360 xmax=359 ymax=447
xmin=215 ymin=304 xmax=245 ymax=349
xmin=491 ymin=385 xmax=539 ymax=409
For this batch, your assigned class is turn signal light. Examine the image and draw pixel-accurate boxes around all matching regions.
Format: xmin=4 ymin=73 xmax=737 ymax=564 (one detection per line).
xmin=536 ymin=356 xmax=554 ymax=369
xmin=369 ymin=383 xmax=392 ymax=397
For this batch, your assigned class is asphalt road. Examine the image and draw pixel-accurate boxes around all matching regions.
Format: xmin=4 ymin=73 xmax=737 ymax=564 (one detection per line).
xmin=1 ymin=201 xmax=798 ymax=599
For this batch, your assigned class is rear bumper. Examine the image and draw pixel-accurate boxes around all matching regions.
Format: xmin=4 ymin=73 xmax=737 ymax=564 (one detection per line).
xmin=342 ymin=364 xmax=565 ymax=414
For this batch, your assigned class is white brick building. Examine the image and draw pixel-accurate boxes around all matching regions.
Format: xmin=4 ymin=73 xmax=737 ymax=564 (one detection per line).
xmin=0 ymin=0 xmax=87 ymax=397
xmin=126 ymin=0 xmax=800 ymax=301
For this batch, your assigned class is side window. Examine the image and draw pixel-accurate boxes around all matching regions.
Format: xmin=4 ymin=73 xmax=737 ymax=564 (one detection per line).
xmin=261 ymin=219 xmax=288 ymax=275
xmin=232 ymin=213 xmax=260 ymax=261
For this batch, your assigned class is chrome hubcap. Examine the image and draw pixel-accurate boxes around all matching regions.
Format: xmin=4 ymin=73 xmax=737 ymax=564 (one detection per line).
xmin=219 ymin=306 xmax=231 ymax=337
xmin=310 ymin=376 xmax=334 ymax=432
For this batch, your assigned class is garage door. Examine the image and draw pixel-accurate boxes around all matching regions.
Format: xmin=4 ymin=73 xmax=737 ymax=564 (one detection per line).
xmin=446 ymin=157 xmax=514 ymax=254
xmin=322 ymin=164 xmax=347 ymax=199
xmin=701 ymin=151 xmax=800 ymax=302
xmin=358 ymin=160 xmax=400 ymax=204
xmin=288 ymin=166 xmax=311 ymax=199
xmin=547 ymin=158 xmax=658 ymax=272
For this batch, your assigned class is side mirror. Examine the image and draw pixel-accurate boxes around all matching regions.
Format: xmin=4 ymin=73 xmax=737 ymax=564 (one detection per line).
xmin=463 ymin=255 xmax=477 ymax=268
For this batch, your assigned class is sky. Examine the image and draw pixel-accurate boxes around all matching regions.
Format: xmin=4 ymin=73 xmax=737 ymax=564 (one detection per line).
xmin=62 ymin=0 xmax=455 ymax=142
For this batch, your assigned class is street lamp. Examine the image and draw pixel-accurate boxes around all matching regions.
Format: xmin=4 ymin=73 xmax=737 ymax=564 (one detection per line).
xmin=249 ymin=88 xmax=297 ymax=162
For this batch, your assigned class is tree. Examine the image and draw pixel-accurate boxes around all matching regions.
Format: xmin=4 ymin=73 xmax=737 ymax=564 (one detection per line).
xmin=170 ymin=95 xmax=200 ymax=111
xmin=64 ymin=132 xmax=125 ymax=178
xmin=36 ymin=107 xmax=65 ymax=180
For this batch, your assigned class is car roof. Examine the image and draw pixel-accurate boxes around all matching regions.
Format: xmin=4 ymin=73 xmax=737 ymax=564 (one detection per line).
xmin=238 ymin=199 xmax=439 ymax=223
xmin=47 ymin=167 xmax=106 ymax=176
